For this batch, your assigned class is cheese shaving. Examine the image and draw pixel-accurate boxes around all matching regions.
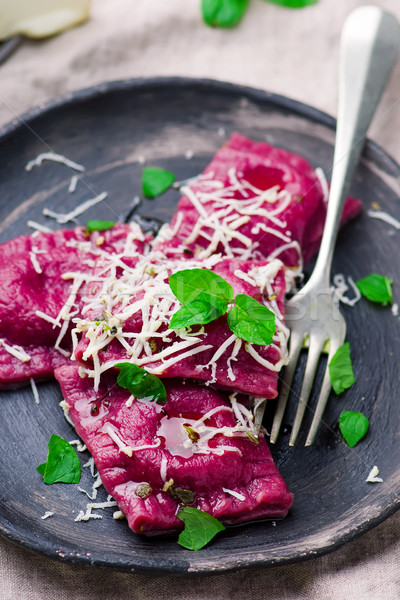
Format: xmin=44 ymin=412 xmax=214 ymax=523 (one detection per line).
xmin=30 ymin=378 xmax=40 ymax=404
xmin=160 ymin=457 xmax=168 ymax=482
xmin=78 ymin=473 xmax=102 ymax=500
xmin=69 ymin=439 xmax=87 ymax=453
xmin=25 ymin=152 xmax=85 ymax=173
xmin=157 ymin=394 xmax=261 ymax=459
xmin=0 ymin=339 xmax=31 ymax=362
xmin=35 ymin=310 xmax=62 ymax=328
xmin=27 ymin=220 xmax=53 ymax=233
xmin=74 ymin=499 xmax=118 ymax=522
xmin=72 ymin=247 xmax=287 ymax=391
xmin=43 ymin=191 xmax=108 ymax=224
xmin=366 ymin=466 xmax=383 ymax=483
xmin=68 ymin=174 xmax=79 ymax=193
xmin=315 ymin=167 xmax=329 ymax=203
xmin=332 ymin=274 xmax=361 ymax=307
xmin=222 ymin=488 xmax=246 ymax=501
xmin=100 ymin=423 xmax=161 ymax=457
xmin=41 ymin=511 xmax=54 ymax=520
xmin=368 ymin=209 xmax=400 ymax=230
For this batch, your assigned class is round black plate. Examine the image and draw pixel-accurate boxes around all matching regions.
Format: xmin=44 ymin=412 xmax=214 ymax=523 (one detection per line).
xmin=0 ymin=78 xmax=399 ymax=575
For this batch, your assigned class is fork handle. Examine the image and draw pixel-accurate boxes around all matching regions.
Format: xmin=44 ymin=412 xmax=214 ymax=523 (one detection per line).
xmin=309 ymin=6 xmax=399 ymax=288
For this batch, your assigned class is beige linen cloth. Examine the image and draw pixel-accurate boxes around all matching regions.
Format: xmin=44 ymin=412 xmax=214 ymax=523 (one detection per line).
xmin=1 ymin=0 xmax=400 ymax=598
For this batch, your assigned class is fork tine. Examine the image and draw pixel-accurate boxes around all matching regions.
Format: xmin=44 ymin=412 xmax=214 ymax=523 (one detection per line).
xmin=305 ymin=339 xmax=344 ymax=446
xmin=289 ymin=338 xmax=325 ymax=446
xmin=269 ymin=330 xmax=303 ymax=444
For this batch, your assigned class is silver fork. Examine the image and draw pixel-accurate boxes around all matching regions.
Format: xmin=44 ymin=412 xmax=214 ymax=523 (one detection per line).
xmin=266 ymin=6 xmax=399 ymax=446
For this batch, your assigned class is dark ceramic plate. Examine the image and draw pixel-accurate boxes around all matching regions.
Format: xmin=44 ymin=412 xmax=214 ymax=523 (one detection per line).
xmin=0 ymin=78 xmax=399 ymax=575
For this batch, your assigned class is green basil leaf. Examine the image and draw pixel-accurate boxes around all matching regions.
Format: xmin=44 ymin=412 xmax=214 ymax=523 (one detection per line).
xmin=37 ymin=434 xmax=81 ymax=485
xmin=169 ymin=269 xmax=234 ymax=306
xmin=86 ymin=219 xmax=115 ymax=232
xmin=201 ymin=0 xmax=250 ymax=28
xmin=177 ymin=507 xmax=225 ymax=550
xmin=170 ymin=295 xmax=228 ymax=329
xmin=355 ymin=273 xmax=393 ymax=305
xmin=264 ymin=0 xmax=318 ymax=8
xmin=115 ymin=362 xmax=167 ymax=404
xmin=227 ymin=294 xmax=276 ymax=346
xmin=338 ymin=410 xmax=369 ymax=448
xmin=142 ymin=167 xmax=176 ymax=199
xmin=328 ymin=342 xmax=355 ymax=395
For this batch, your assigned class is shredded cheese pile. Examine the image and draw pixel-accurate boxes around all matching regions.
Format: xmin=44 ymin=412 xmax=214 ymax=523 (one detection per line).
xmin=70 ymin=250 xmax=289 ymax=391
xmin=34 ymin=223 xmax=146 ymax=360
xmin=155 ymin=169 xmax=304 ymax=289
xmin=157 ymin=393 xmax=265 ymax=459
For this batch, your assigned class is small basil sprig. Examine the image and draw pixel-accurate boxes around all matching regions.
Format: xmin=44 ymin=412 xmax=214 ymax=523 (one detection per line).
xmin=328 ymin=342 xmax=355 ymax=395
xmin=356 ymin=273 xmax=393 ymax=305
xmin=86 ymin=219 xmax=115 ymax=233
xmin=201 ymin=0 xmax=317 ymax=29
xmin=177 ymin=507 xmax=225 ymax=550
xmin=37 ymin=434 xmax=81 ymax=485
xmin=142 ymin=167 xmax=176 ymax=199
xmin=264 ymin=0 xmax=317 ymax=7
xmin=115 ymin=363 xmax=167 ymax=404
xmin=169 ymin=296 xmax=227 ymax=329
xmin=170 ymin=268 xmax=234 ymax=328
xmin=169 ymin=269 xmax=276 ymax=346
xmin=338 ymin=410 xmax=369 ymax=448
xmin=201 ymin=0 xmax=250 ymax=28
xmin=227 ymin=294 xmax=276 ymax=346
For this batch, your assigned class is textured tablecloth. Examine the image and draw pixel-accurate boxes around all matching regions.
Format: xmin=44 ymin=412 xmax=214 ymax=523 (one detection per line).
xmin=1 ymin=1 xmax=400 ymax=598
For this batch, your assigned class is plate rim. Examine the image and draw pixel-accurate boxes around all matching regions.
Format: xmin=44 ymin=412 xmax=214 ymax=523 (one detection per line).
xmin=0 ymin=76 xmax=399 ymax=575
xmin=0 ymin=75 xmax=397 ymax=169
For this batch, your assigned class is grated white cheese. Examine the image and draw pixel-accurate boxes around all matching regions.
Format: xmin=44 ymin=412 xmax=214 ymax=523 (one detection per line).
xmin=0 ymin=339 xmax=31 ymax=362
xmin=72 ymin=246 xmax=287 ymax=391
xmin=35 ymin=310 xmax=62 ymax=328
xmin=245 ymin=342 xmax=288 ymax=372
xmin=125 ymin=394 xmax=135 ymax=408
xmin=160 ymin=457 xmax=168 ymax=482
xmin=233 ymin=269 xmax=257 ymax=287
xmin=27 ymin=220 xmax=53 ymax=233
xmin=29 ymin=250 xmax=43 ymax=274
xmin=198 ymin=334 xmax=238 ymax=382
xmin=100 ymin=423 xmax=161 ymax=457
xmin=366 ymin=466 xmax=383 ymax=483
xmin=83 ymin=456 xmax=97 ymax=478
xmin=222 ymin=488 xmax=246 ymax=501
xmin=43 ymin=191 xmax=108 ymax=224
xmin=226 ymin=338 xmax=242 ymax=381
xmin=192 ymin=406 xmax=233 ymax=429
xmin=332 ymin=274 xmax=361 ymax=307
xmin=315 ymin=167 xmax=329 ymax=203
xmin=69 ymin=439 xmax=87 ymax=453
xmin=157 ymin=393 xmax=261 ymax=459
xmin=367 ymin=209 xmax=400 ymax=230
xmin=185 ymin=150 xmax=194 ymax=160
xmin=59 ymin=400 xmax=74 ymax=427
xmin=78 ymin=473 xmax=102 ymax=500
xmin=30 ymin=378 xmax=40 ymax=404
xmin=41 ymin=511 xmax=54 ymax=520
xmin=25 ymin=152 xmax=85 ymax=173
xmin=68 ymin=174 xmax=79 ymax=193
xmin=74 ymin=499 xmax=118 ymax=522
